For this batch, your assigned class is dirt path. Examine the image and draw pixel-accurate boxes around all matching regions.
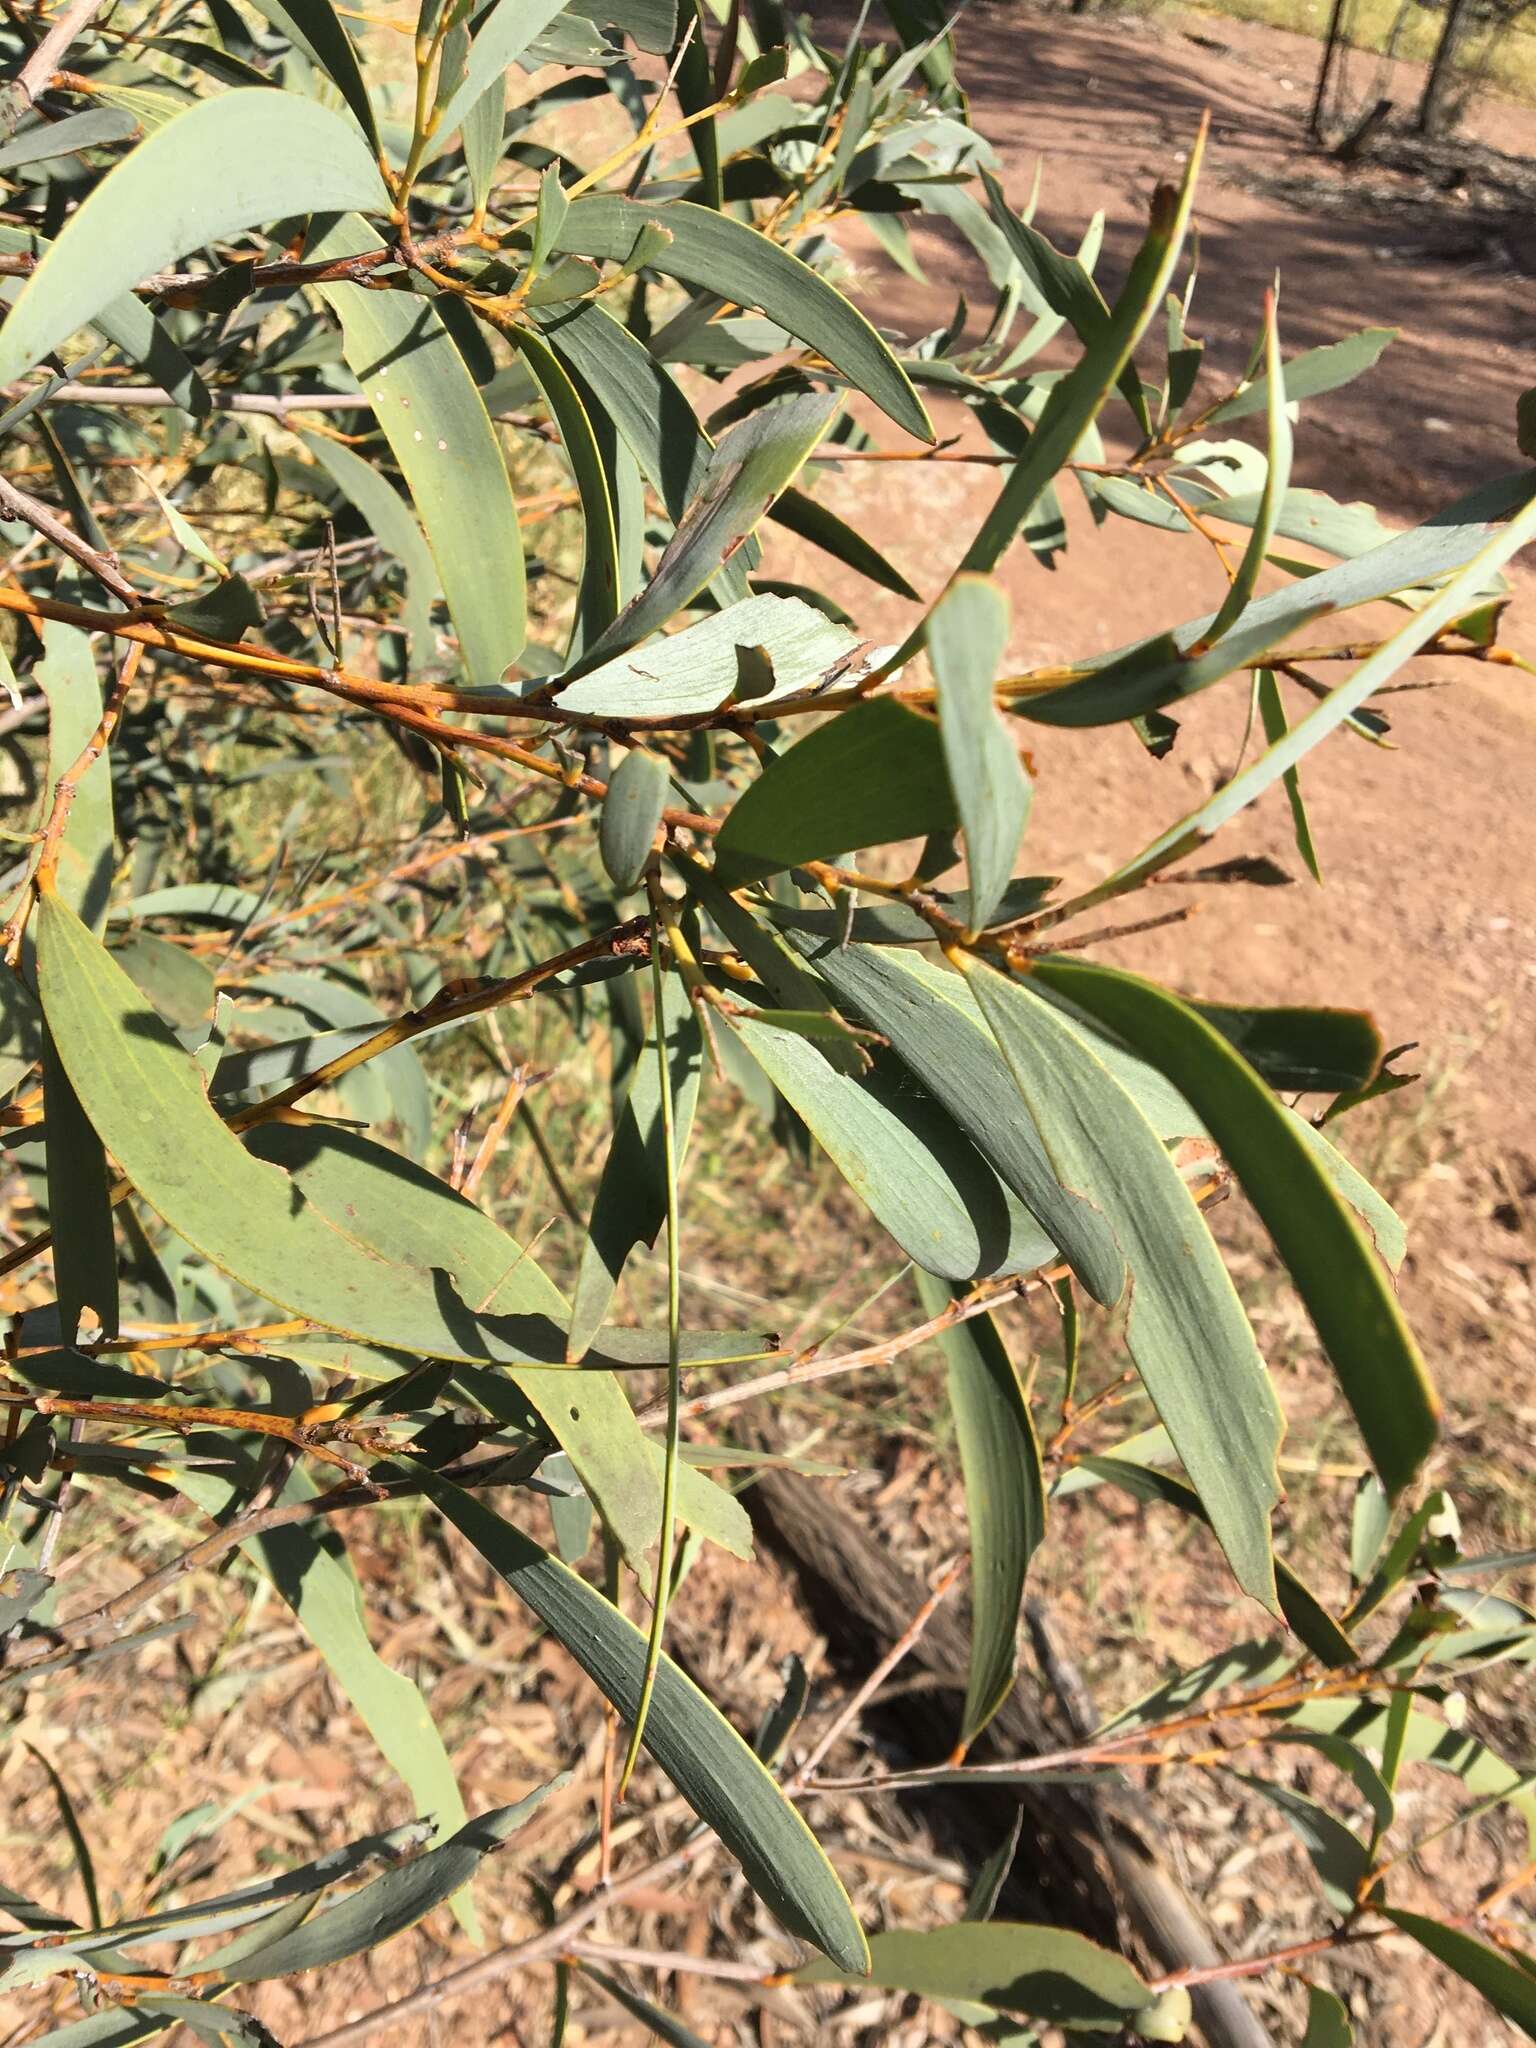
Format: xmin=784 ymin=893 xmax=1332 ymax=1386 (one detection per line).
xmin=767 ymin=4 xmax=1536 ymax=1404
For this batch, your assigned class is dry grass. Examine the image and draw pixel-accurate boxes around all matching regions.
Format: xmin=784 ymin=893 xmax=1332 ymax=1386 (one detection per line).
xmin=1144 ymin=0 xmax=1536 ymax=108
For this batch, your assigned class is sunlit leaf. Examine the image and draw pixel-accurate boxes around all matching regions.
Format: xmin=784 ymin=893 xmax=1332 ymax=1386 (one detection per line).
xmin=1208 ymin=325 xmax=1395 ymax=425
xmin=0 ymin=93 xmax=390 ymax=384
xmin=309 ymin=215 xmax=526 ymax=680
xmin=575 ymin=391 xmax=839 ymax=665
xmin=1383 ymin=1911 xmax=1536 ymax=2037
xmin=928 ymin=574 xmax=1029 ymax=929
xmin=797 ymin=1923 xmax=1164 ymax=2030
xmin=555 ymin=195 xmax=932 ymax=442
xmin=568 ymin=973 xmax=702 ymax=1358
xmin=552 ymin=593 xmax=858 ymax=719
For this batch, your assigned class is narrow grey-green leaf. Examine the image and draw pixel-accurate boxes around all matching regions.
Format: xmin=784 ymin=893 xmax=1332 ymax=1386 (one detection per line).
xmin=795 ymin=944 xmax=1123 ymax=1306
xmin=244 ymin=0 xmax=381 ymax=152
xmin=714 ymin=699 xmax=958 ymax=886
xmin=917 ymin=1271 xmax=1043 ymax=1747
xmin=1350 ymin=1475 xmax=1392 ymax=1585
xmin=600 ymin=748 xmax=669 ymax=891
xmin=1207 ymin=325 xmax=1395 ymax=425
xmin=1024 ymin=472 xmax=1536 ymax=729
xmin=8 ymin=2013 xmax=170 ymax=2046
xmin=248 ymin=1122 xmax=748 ymax=1576
xmin=1234 ymin=1774 xmax=1369 ymax=1914
xmin=568 ymin=974 xmax=702 ymax=1358
xmin=797 ymin=1923 xmax=1156 ymax=2029
xmin=0 ymin=93 xmax=390 ymax=384
xmin=1044 ymin=479 xmax=1536 ymax=903
xmin=980 ymin=170 xmax=1149 ymax=431
xmin=225 ymin=1789 xmax=558 ymax=1980
xmin=0 ymin=107 xmax=138 ymax=172
xmin=928 ymin=574 xmax=1029 ymax=929
xmin=534 ymin=296 xmax=715 ymax=527
xmin=310 ymin=214 xmax=525 ymax=681
xmin=552 ymin=592 xmax=858 ymax=720
xmin=1256 ymin=669 xmax=1322 ymax=881
xmin=729 ymin=1017 xmax=1056 ymax=1282
xmin=1384 ymin=1911 xmax=1536 ymax=2037
xmin=513 ymin=319 xmax=620 ymax=649
xmin=581 ymin=1965 xmax=711 ymax=2046
xmin=432 ymin=0 xmax=570 ymax=148
xmin=461 ymin=67 xmax=505 ymax=213
xmin=38 ymin=621 xmax=117 ymax=1343
xmin=555 ymin=194 xmax=931 ymax=442
xmin=1030 ymin=959 xmax=1437 ymax=1500
xmin=959 ymin=129 xmax=1204 ymax=578
xmin=167 ymin=1463 xmax=471 ymax=1922
xmin=963 ymin=958 xmax=1282 ymax=1612
xmin=35 ymin=894 xmax=730 ymax=1371
xmin=530 ymin=164 xmax=570 ymax=275
xmin=411 ymin=1462 xmax=868 ymax=1970
xmin=576 ymin=391 xmax=838 ymax=667
xmin=1198 ymin=293 xmax=1292 ymax=648
xmin=1264 ymin=1728 xmax=1394 ymax=1838
xmin=1288 ymin=1697 xmax=1536 ymax=1850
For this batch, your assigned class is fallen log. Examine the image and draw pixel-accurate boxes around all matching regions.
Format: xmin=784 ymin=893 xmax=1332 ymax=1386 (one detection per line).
xmin=751 ymin=1464 xmax=1272 ymax=2048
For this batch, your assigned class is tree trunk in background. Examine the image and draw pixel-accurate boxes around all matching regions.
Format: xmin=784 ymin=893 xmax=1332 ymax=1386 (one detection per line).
xmin=1310 ymin=0 xmax=1352 ymax=139
xmin=1418 ymin=0 xmax=1472 ymax=132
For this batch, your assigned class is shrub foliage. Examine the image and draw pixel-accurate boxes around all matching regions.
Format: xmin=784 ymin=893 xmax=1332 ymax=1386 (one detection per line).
xmin=1 ymin=0 xmax=1533 ymax=2040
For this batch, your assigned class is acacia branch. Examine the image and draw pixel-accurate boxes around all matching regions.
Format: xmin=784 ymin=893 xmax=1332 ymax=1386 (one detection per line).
xmin=2 ymin=0 xmax=108 ymax=118
xmin=0 ymin=473 xmax=142 ymax=605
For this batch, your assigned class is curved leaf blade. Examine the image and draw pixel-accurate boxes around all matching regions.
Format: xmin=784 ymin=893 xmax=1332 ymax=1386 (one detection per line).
xmin=411 ymin=1463 xmax=869 ymax=1971
xmin=249 ymin=1121 xmax=750 ymax=1576
xmin=555 ymin=195 xmax=932 ymax=442
xmin=917 ymin=1271 xmax=1043 ymax=1748
xmin=797 ymin=1923 xmax=1156 ymax=2029
xmin=600 ymin=748 xmax=669 ymax=892
xmin=168 ymin=1464 xmax=472 ymax=1924
xmin=514 ymin=320 xmax=620 ymax=650
xmin=245 ymin=0 xmax=381 ymax=152
xmin=1031 ymin=959 xmax=1437 ymax=1499
xmin=1383 ymin=1910 xmax=1536 ymax=2037
xmin=729 ymin=1016 xmax=1056 ymax=1283
xmin=794 ymin=943 xmax=1125 ymax=1306
xmin=960 ymin=125 xmax=1205 ymax=576
xmin=309 ymin=216 xmax=526 ymax=680
xmin=714 ymin=699 xmax=958 ymax=886
xmin=568 ymin=973 xmax=702 ymax=1358
xmin=35 ymin=893 xmax=621 ymax=1369
xmin=0 ymin=93 xmax=390 ymax=384
xmin=553 ymin=593 xmax=858 ymax=720
xmin=963 ymin=958 xmax=1283 ymax=1612
xmin=300 ymin=431 xmax=439 ymax=663
xmin=575 ymin=390 xmax=838 ymax=667
xmin=432 ymin=0 xmax=570 ymax=147
xmin=928 ymin=574 xmax=1029 ymax=929
xmin=225 ymin=1788 xmax=559 ymax=1980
